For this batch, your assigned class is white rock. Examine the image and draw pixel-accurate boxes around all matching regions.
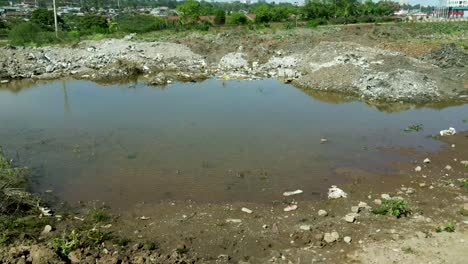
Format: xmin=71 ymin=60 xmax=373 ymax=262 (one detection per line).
xmin=445 ymin=165 xmax=452 ymax=170
xmin=318 ymin=209 xmax=328 ymax=217
xmin=41 ymin=225 xmax=52 ymax=235
xmin=344 ymin=236 xmax=352 ymax=244
xmin=351 ymin=206 xmax=360 ymax=213
xmin=440 ymin=127 xmax=456 ymax=136
xmin=414 ymin=166 xmax=422 ymax=172
xmin=374 ymin=199 xmax=382 ymax=205
xmin=139 ymin=216 xmax=150 ymax=220
xmin=324 ymin=232 xmax=340 ymax=243
xmin=423 ymin=158 xmax=431 ymax=163
xmin=283 ymin=189 xmax=303 ymax=197
xmin=328 ymin=185 xmax=347 ymax=199
xmin=241 ymin=207 xmax=253 ymax=214
xmin=226 ymin=218 xmax=242 ymax=223
xmin=300 ymin=225 xmax=311 ymax=231
xmin=461 ymin=161 xmax=468 ymax=166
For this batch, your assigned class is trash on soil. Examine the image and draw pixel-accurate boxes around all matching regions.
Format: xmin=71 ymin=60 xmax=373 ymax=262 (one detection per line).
xmin=445 ymin=165 xmax=452 ymax=170
xmin=226 ymin=218 xmax=242 ymax=223
xmin=423 ymin=158 xmax=431 ymax=163
xmin=241 ymin=207 xmax=253 ymax=214
xmin=439 ymin=127 xmax=456 ymax=136
xmin=283 ymin=204 xmax=298 ymax=212
xmin=38 ymin=205 xmax=52 ymax=216
xmin=328 ymin=185 xmax=347 ymax=199
xmin=415 ymin=166 xmax=422 ymax=172
xmin=139 ymin=216 xmax=151 ymax=220
xmin=283 ymin=189 xmax=303 ymax=196
xmin=320 ymin=138 xmax=328 ymax=143
xmin=300 ymin=225 xmax=312 ymax=231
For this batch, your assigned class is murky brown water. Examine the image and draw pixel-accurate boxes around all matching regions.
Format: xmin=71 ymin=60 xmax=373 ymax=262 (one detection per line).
xmin=0 ymin=79 xmax=467 ymax=209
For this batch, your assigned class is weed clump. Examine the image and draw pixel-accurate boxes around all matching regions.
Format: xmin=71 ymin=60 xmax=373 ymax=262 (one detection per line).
xmin=435 ymin=223 xmax=455 ymax=233
xmin=403 ymin=124 xmax=423 ymax=132
xmin=372 ymin=198 xmax=411 ymax=218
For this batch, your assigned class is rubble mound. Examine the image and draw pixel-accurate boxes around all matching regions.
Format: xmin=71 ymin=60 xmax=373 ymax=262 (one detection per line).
xmin=423 ymin=43 xmax=468 ymax=69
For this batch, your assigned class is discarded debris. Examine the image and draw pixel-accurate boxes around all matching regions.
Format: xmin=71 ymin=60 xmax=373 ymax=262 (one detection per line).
xmin=283 ymin=189 xmax=303 ymax=197
xmin=423 ymin=158 xmax=431 ymax=163
xmin=439 ymin=127 xmax=456 ymax=136
xmin=139 ymin=216 xmax=151 ymax=220
xmin=226 ymin=218 xmax=242 ymax=223
xmin=41 ymin=225 xmax=52 ymax=235
xmin=320 ymin=138 xmax=328 ymax=144
xmin=328 ymin=185 xmax=347 ymax=199
xmin=283 ymin=204 xmax=298 ymax=212
xmin=241 ymin=207 xmax=253 ymax=214
xmin=299 ymin=225 xmax=311 ymax=231
xmin=414 ymin=166 xmax=422 ymax=172
xmin=38 ymin=205 xmax=52 ymax=217
xmin=318 ymin=209 xmax=328 ymax=217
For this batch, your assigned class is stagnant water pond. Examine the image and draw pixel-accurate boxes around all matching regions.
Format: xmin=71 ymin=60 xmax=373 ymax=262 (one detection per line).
xmin=0 ymin=79 xmax=467 ymax=208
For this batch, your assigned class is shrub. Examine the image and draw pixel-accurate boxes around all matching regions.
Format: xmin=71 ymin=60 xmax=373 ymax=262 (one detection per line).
xmin=195 ymin=20 xmax=211 ymax=31
xmin=30 ymin=8 xmax=64 ymax=31
xmin=372 ymin=198 xmax=410 ymax=218
xmin=214 ymin=9 xmax=226 ymax=25
xmin=8 ymin=22 xmax=57 ymax=46
xmin=116 ymin=15 xmax=168 ymax=33
xmin=79 ymin=15 xmax=108 ymax=34
xmin=307 ymin=18 xmax=327 ymax=28
xmin=227 ymin=13 xmax=248 ymax=25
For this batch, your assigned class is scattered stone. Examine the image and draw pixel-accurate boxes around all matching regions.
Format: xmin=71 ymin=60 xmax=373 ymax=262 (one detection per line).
xmin=41 ymin=225 xmax=52 ymax=235
xmin=415 ymin=231 xmax=428 ymax=239
xmin=262 ymin=224 xmax=268 ymax=229
xmin=423 ymin=158 xmax=431 ymax=163
xmin=358 ymin=201 xmax=369 ymax=209
xmin=374 ymin=199 xmax=382 ymax=205
xmin=381 ymin=193 xmax=391 ymax=200
xmin=439 ymin=127 xmax=456 ymax=136
xmin=419 ymin=183 xmax=426 ymax=187
xmin=461 ymin=160 xmax=468 ymax=166
xmin=414 ymin=166 xmax=422 ymax=172
xmin=300 ymin=225 xmax=312 ymax=231
xmin=328 ymin=185 xmax=347 ymax=199
xmin=241 ymin=207 xmax=253 ymax=214
xmin=139 ymin=216 xmax=150 ymax=220
xmin=344 ymin=236 xmax=352 ymax=244
xmin=318 ymin=209 xmax=328 ymax=217
xmin=314 ymin=233 xmax=324 ymax=241
xmin=283 ymin=189 xmax=303 ymax=196
xmin=406 ymin=188 xmax=415 ymax=194
xmin=344 ymin=213 xmax=357 ymax=223
xmin=324 ymin=232 xmax=340 ymax=243
xmin=351 ymin=206 xmax=360 ymax=213
xmin=445 ymin=165 xmax=452 ymax=170
xmin=283 ymin=204 xmax=298 ymax=212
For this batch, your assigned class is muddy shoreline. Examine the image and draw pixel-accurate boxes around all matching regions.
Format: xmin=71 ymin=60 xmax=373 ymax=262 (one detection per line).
xmin=1 ymin=24 xmax=467 ymax=105
xmin=1 ymin=130 xmax=467 ymax=263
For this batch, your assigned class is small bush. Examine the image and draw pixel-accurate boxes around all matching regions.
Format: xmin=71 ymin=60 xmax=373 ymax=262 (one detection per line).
xmin=372 ymin=198 xmax=410 ymax=218
xmin=8 ymin=22 xmax=57 ymax=46
xmin=227 ymin=13 xmax=248 ymax=25
xmin=49 ymin=230 xmax=81 ymax=258
xmin=195 ymin=20 xmax=211 ymax=31
xmin=79 ymin=15 xmax=108 ymax=34
xmin=214 ymin=10 xmax=226 ymax=25
xmin=116 ymin=15 xmax=168 ymax=33
xmin=403 ymin=124 xmax=423 ymax=132
xmin=307 ymin=18 xmax=327 ymax=28
xmin=435 ymin=223 xmax=455 ymax=233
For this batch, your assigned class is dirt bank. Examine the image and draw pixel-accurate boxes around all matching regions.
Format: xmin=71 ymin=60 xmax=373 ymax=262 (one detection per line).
xmin=1 ymin=130 xmax=467 ymax=263
xmin=1 ymin=23 xmax=467 ymax=104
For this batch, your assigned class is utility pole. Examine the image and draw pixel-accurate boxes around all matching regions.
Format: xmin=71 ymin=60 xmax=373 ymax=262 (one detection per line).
xmin=53 ymin=0 xmax=58 ymax=38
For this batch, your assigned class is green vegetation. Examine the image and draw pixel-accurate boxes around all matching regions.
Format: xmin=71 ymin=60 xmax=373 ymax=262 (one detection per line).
xmin=0 ymin=146 xmax=47 ymax=245
xmin=404 ymin=124 xmax=424 ymax=132
xmin=227 ymin=13 xmax=249 ymax=25
xmin=372 ymin=198 xmax=411 ymax=218
xmin=435 ymin=223 xmax=455 ymax=233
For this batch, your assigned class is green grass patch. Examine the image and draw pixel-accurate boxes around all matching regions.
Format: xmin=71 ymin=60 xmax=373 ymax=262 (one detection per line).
xmin=435 ymin=223 xmax=455 ymax=233
xmin=372 ymin=198 xmax=411 ymax=218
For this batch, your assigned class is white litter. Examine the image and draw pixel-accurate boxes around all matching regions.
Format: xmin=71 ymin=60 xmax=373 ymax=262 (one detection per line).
xmin=328 ymin=185 xmax=347 ymax=199
xmin=38 ymin=205 xmax=52 ymax=216
xmin=440 ymin=127 xmax=456 ymax=136
xmin=241 ymin=207 xmax=253 ymax=214
xmin=283 ymin=189 xmax=303 ymax=197
xmin=283 ymin=204 xmax=298 ymax=212
xmin=139 ymin=216 xmax=151 ymax=220
xmin=226 ymin=218 xmax=242 ymax=223
xmin=423 ymin=158 xmax=431 ymax=164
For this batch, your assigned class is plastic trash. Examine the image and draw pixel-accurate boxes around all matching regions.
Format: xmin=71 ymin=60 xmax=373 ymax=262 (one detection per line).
xmin=241 ymin=207 xmax=253 ymax=214
xmin=328 ymin=185 xmax=347 ymax=199
xmin=439 ymin=127 xmax=456 ymax=136
xmin=283 ymin=204 xmax=298 ymax=212
xmin=283 ymin=189 xmax=303 ymax=197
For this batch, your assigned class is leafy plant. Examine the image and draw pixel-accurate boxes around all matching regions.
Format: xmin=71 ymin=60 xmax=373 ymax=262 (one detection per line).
xmin=87 ymin=208 xmax=110 ymax=223
xmin=372 ymin=198 xmax=410 ymax=218
xmin=436 ymin=223 xmax=455 ymax=233
xmin=49 ymin=230 xmax=81 ymax=257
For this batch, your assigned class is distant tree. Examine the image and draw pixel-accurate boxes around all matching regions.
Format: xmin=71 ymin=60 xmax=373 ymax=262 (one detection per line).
xmin=176 ymin=0 xmax=203 ymax=21
xmin=31 ymin=8 xmax=65 ymax=31
xmin=252 ymin=4 xmax=272 ymax=23
xmin=214 ymin=10 xmax=226 ymax=25
xmin=79 ymin=15 xmax=108 ymax=33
